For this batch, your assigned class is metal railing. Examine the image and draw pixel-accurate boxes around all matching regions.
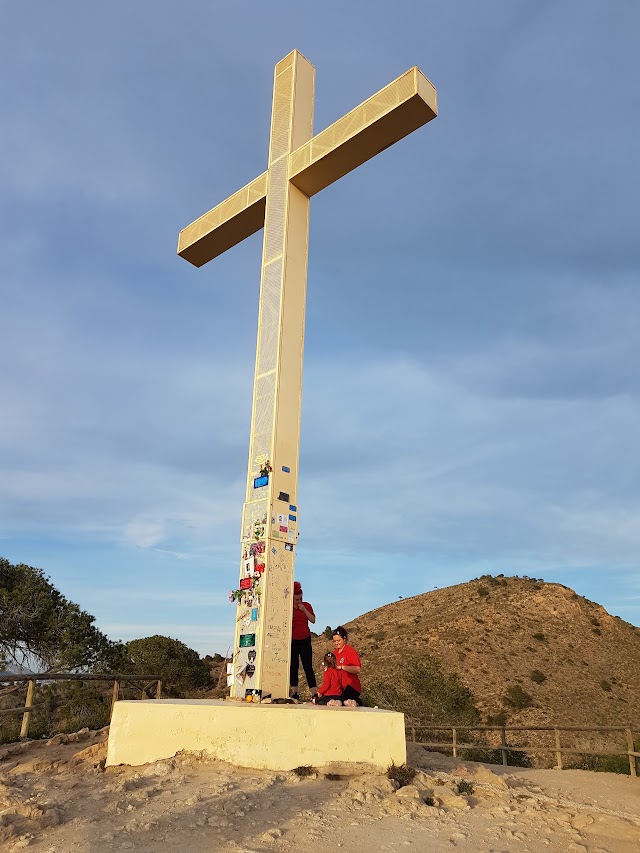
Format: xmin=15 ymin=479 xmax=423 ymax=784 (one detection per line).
xmin=0 ymin=673 xmax=162 ymax=739
xmin=407 ymin=724 xmax=640 ymax=778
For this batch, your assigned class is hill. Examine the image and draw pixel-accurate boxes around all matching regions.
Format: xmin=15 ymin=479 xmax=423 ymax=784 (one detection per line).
xmin=311 ymin=575 xmax=640 ymax=731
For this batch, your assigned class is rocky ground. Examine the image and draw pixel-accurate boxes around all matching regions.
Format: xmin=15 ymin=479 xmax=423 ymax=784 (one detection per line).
xmin=1 ymin=731 xmax=639 ymax=852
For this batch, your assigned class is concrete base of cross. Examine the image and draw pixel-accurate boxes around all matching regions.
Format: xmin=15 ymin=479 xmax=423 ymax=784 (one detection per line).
xmin=106 ymin=699 xmax=406 ymax=771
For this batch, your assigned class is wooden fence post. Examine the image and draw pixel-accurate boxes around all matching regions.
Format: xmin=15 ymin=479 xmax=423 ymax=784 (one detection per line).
xmin=110 ymin=679 xmax=120 ymax=721
xmin=156 ymin=679 xmax=162 ymax=700
xmin=19 ymin=680 xmax=35 ymax=740
xmin=626 ymin=729 xmax=637 ymax=778
xmin=452 ymin=727 xmax=457 ymax=758
xmin=554 ymin=728 xmax=563 ymax=769
xmin=500 ymin=728 xmax=508 ymax=766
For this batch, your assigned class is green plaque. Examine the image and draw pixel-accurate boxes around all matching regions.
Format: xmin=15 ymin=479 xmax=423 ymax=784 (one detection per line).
xmin=239 ymin=633 xmax=256 ymax=648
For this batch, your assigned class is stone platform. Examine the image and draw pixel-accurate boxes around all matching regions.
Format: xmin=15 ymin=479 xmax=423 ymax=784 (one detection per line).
xmin=107 ymin=699 xmax=406 ymax=771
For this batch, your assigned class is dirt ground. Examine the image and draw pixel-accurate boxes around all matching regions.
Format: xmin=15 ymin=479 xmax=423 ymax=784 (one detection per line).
xmin=1 ymin=731 xmax=639 ymax=852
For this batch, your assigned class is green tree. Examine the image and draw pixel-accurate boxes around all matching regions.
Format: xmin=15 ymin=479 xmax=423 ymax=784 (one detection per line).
xmin=124 ymin=635 xmax=212 ymax=697
xmin=0 ymin=558 xmax=119 ymax=672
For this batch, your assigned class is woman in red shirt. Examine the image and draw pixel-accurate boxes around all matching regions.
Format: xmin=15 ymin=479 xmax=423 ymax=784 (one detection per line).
xmin=290 ymin=581 xmax=317 ymax=700
xmin=332 ymin=625 xmax=362 ymax=706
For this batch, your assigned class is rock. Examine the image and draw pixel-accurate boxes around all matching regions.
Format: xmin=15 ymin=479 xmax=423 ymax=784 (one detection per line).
xmin=9 ymin=759 xmax=63 ymax=776
xmin=470 ymin=765 xmax=508 ymax=789
xmin=37 ymin=808 xmax=63 ymax=828
xmin=207 ymin=816 xmax=230 ymax=827
xmin=46 ymin=734 xmax=68 ymax=747
xmin=72 ymin=742 xmax=107 ymax=767
xmin=0 ymin=824 xmax=17 ymax=844
xmin=347 ymin=775 xmax=396 ymax=800
xmin=260 ymin=828 xmax=283 ymax=842
xmin=434 ymin=789 xmax=470 ymax=811
xmin=65 ymin=728 xmax=91 ymax=744
xmin=584 ymin=815 xmax=640 ymax=842
xmin=395 ymin=785 xmax=422 ymax=801
xmin=572 ymin=814 xmax=595 ymax=830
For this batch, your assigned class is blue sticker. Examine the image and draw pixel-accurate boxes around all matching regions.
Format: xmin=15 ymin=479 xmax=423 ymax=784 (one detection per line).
xmin=289 ymin=505 xmax=297 ymax=512
xmin=282 ymin=466 xmax=290 ymax=473
xmin=251 ymin=608 xmax=258 ymax=621
xmin=253 ymin=475 xmax=269 ymax=489
xmin=289 ymin=514 xmax=296 ymax=522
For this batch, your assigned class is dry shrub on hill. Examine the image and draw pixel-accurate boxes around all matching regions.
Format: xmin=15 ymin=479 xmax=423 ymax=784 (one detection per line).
xmin=312 ymin=575 xmax=640 ymax=742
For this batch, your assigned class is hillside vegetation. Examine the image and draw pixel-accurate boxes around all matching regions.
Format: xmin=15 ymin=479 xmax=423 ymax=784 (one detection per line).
xmin=311 ymin=576 xmax=640 ymax=730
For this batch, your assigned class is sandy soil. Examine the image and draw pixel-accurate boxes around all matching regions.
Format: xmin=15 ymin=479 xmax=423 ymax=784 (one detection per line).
xmin=1 ymin=731 xmax=639 ymax=852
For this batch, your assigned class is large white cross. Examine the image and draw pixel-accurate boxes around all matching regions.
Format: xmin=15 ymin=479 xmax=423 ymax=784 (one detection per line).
xmin=178 ymin=50 xmax=437 ymax=699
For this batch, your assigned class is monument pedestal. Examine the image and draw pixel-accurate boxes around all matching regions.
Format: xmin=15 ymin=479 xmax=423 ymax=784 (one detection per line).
xmin=107 ymin=699 xmax=406 ymax=771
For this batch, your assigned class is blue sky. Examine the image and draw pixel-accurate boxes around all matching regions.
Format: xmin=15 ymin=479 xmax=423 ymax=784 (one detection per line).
xmin=1 ymin=1 xmax=639 ymax=655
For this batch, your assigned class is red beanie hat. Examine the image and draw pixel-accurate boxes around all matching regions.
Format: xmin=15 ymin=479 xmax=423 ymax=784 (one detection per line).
xmin=293 ymin=581 xmax=302 ymax=594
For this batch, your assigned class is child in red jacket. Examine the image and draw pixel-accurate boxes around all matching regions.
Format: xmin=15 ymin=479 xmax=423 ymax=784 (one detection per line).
xmin=312 ymin=653 xmax=343 ymax=706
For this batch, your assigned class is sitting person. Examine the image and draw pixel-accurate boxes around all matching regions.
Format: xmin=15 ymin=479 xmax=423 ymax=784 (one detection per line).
xmin=332 ymin=625 xmax=362 ymax=706
xmin=313 ymin=652 xmax=343 ymax=706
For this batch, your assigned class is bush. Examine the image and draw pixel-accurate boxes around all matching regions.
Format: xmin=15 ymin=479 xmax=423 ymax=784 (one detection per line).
xmin=457 ymin=780 xmax=474 ymax=795
xmin=387 ymin=763 xmax=416 ymax=788
xmin=530 ymin=670 xmax=547 ymax=684
xmin=1 ymin=679 xmax=114 ymax=744
xmin=477 ymin=587 xmax=490 ymax=597
xmin=460 ymin=747 xmax=532 ymax=768
xmin=600 ymin=680 xmax=612 ymax=692
xmin=568 ymin=754 xmax=633 ymax=775
xmin=503 ymin=685 xmax=534 ymax=710
xmin=406 ymin=658 xmax=481 ymax=725
xmin=532 ymin=633 xmax=546 ymax=642
xmin=124 ymin=636 xmax=212 ymax=697
xmin=323 ymin=626 xmax=333 ymax=640
xmin=293 ymin=765 xmax=314 ymax=777
xmin=364 ymin=655 xmax=481 ymax=727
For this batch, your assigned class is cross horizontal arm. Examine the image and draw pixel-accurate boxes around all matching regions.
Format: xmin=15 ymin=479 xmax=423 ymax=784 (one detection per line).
xmin=288 ymin=68 xmax=437 ymax=197
xmin=177 ymin=171 xmax=268 ymax=267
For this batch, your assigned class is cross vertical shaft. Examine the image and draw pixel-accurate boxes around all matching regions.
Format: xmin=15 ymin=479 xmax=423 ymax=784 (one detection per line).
xmin=232 ymin=52 xmax=315 ymax=698
xmin=177 ymin=51 xmax=437 ymax=701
